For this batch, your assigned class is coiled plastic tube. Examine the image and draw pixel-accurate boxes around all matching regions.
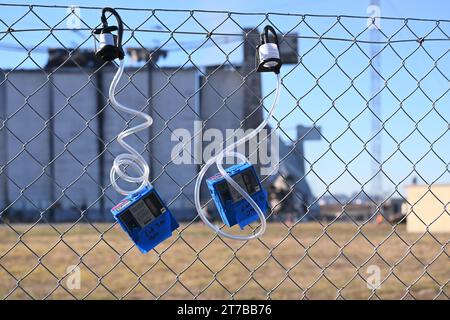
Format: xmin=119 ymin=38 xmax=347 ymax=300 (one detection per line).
xmin=109 ymin=60 xmax=153 ymax=195
xmin=194 ymin=73 xmax=281 ymax=240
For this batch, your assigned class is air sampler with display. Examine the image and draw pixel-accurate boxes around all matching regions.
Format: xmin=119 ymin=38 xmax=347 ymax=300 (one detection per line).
xmin=195 ymin=25 xmax=282 ymax=241
xmin=94 ymin=7 xmax=178 ymax=253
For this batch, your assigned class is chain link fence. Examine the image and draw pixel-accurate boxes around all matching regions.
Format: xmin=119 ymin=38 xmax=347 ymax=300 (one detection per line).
xmin=0 ymin=4 xmax=449 ymax=299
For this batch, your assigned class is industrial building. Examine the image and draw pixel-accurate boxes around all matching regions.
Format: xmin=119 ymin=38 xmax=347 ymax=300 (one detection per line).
xmin=0 ymin=29 xmax=320 ymax=222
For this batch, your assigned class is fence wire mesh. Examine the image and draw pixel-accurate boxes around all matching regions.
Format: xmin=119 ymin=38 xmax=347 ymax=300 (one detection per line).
xmin=0 ymin=4 xmax=449 ymax=300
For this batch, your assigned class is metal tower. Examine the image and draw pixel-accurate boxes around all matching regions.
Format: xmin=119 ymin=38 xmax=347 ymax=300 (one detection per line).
xmin=369 ymin=0 xmax=382 ymax=201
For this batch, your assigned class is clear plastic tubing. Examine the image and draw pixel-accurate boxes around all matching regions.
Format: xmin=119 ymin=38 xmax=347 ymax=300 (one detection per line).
xmin=194 ymin=73 xmax=281 ymax=240
xmin=109 ymin=60 xmax=153 ymax=195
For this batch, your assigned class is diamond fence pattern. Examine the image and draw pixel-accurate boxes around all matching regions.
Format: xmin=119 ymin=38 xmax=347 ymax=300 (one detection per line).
xmin=0 ymin=4 xmax=449 ymax=299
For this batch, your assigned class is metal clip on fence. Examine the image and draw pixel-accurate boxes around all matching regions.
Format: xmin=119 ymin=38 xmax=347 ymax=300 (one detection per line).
xmin=94 ymin=7 xmax=178 ymax=253
xmin=256 ymin=25 xmax=282 ymax=74
xmin=194 ymin=25 xmax=282 ymax=241
xmin=93 ymin=7 xmax=124 ymax=62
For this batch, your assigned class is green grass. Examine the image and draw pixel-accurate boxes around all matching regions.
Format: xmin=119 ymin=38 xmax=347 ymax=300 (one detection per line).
xmin=0 ymin=222 xmax=448 ymax=299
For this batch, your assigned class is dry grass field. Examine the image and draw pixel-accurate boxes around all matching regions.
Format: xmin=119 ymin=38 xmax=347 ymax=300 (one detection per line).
xmin=0 ymin=222 xmax=448 ymax=299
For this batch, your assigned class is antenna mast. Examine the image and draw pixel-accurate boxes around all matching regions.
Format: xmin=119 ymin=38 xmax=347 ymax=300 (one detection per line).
xmin=370 ymin=0 xmax=382 ymax=202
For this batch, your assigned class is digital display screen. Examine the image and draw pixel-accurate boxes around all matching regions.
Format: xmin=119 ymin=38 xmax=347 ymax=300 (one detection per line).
xmin=119 ymin=191 xmax=167 ymax=230
xmin=129 ymin=200 xmax=155 ymax=227
xmin=218 ymin=168 xmax=261 ymax=203
xmin=143 ymin=191 xmax=166 ymax=218
xmin=242 ymin=169 xmax=260 ymax=194
xmin=119 ymin=210 xmax=139 ymax=231
xmin=228 ymin=174 xmax=247 ymax=202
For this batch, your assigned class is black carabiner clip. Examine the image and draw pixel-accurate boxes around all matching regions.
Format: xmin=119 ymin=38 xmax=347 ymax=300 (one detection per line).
xmin=256 ymin=25 xmax=282 ymax=74
xmin=261 ymin=25 xmax=279 ymax=46
xmin=93 ymin=7 xmax=125 ymax=61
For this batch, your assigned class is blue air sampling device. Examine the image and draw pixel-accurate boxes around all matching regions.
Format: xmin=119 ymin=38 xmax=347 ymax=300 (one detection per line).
xmin=195 ymin=24 xmax=281 ymax=240
xmin=111 ymin=186 xmax=179 ymax=253
xmin=206 ymin=163 xmax=268 ymax=229
xmin=95 ymin=7 xmax=179 ymax=253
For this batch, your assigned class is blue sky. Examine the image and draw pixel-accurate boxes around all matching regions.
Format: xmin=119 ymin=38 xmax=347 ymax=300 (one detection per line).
xmin=1 ymin=0 xmax=449 ymax=199
xmin=0 ymin=0 xmax=447 ymax=19
xmin=0 ymin=0 xmax=449 ymax=20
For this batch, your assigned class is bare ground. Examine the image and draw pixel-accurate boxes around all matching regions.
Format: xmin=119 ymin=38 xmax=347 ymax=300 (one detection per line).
xmin=0 ymin=222 xmax=448 ymax=299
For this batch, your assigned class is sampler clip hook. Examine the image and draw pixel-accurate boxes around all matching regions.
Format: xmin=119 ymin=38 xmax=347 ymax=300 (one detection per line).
xmin=256 ymin=25 xmax=282 ymax=74
xmin=93 ymin=7 xmax=125 ymax=61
